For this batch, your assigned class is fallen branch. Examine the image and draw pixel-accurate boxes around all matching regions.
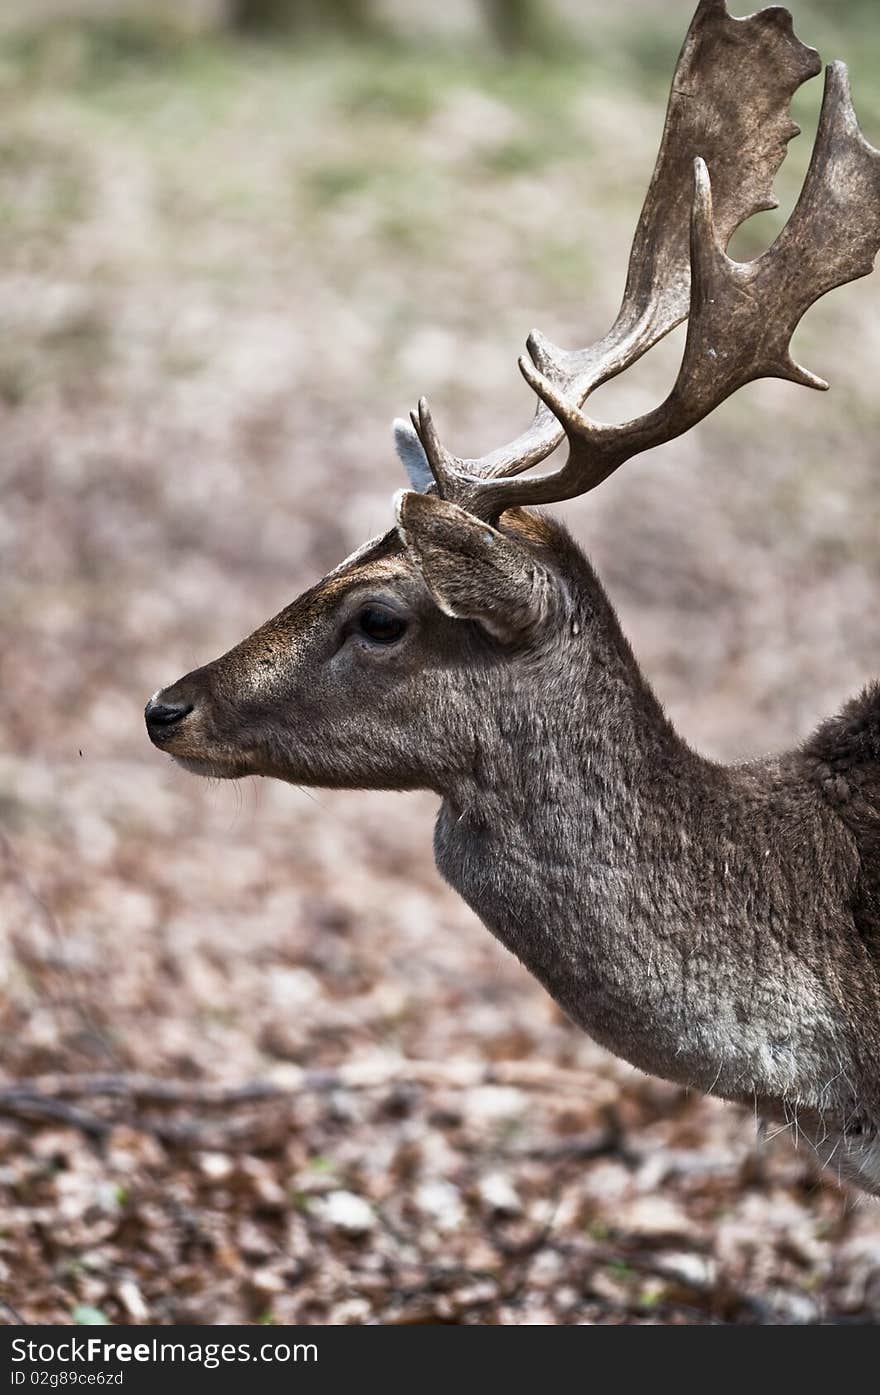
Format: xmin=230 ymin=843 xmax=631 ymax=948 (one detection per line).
xmin=0 ymin=1060 xmax=615 ymax=1127
xmin=0 ymin=1092 xmax=111 ymax=1138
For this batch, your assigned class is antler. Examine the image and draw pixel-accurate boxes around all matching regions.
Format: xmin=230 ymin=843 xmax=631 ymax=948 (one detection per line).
xmin=408 ymin=1 xmax=879 ymax=522
xmin=463 ymin=63 xmax=880 ymax=518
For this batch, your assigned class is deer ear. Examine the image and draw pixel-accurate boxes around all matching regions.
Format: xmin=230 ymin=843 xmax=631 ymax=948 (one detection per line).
xmin=392 ymin=418 xmax=435 ymax=493
xmin=395 ymin=490 xmax=551 ymax=641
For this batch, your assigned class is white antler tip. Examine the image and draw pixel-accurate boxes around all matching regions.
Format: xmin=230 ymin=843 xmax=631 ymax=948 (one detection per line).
xmin=519 ymin=351 xmax=552 ymax=389
xmin=690 ymin=156 xmax=721 ymax=266
xmin=417 ymin=396 xmax=437 ymax=438
xmin=692 ymin=155 xmax=711 ymax=199
xmin=798 ymin=366 xmax=830 ymax=392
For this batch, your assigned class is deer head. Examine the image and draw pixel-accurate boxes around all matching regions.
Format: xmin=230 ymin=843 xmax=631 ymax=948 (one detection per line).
xmin=146 ymin=0 xmax=880 ymax=800
xmin=144 ymin=495 xmax=571 ymax=794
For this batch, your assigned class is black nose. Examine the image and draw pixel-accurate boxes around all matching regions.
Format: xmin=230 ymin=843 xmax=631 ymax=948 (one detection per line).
xmin=145 ymin=697 xmax=193 ymax=731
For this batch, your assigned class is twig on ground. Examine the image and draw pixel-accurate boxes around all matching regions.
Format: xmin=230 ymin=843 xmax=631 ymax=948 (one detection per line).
xmin=0 ymin=1062 xmax=615 ymax=1143
xmin=0 ymin=1061 xmax=615 ymax=1107
xmin=0 ymin=1092 xmax=111 ymax=1138
xmin=0 ymin=1295 xmax=25 ymax=1326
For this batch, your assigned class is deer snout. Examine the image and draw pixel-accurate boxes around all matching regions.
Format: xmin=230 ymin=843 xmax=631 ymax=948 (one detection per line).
xmin=145 ymin=691 xmax=194 ymax=744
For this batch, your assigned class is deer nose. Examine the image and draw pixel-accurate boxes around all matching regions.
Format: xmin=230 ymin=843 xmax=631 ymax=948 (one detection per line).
xmin=145 ymin=695 xmax=193 ymax=735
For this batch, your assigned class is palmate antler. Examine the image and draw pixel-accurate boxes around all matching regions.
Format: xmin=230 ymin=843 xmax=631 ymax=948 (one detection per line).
xmin=409 ymin=0 xmax=880 ymax=523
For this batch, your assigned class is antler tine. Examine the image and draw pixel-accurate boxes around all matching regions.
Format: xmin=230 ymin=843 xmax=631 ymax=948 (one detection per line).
xmin=409 ymin=398 xmax=457 ymax=497
xmin=469 ymin=63 xmax=880 ymax=520
xmin=409 ymin=0 xmax=822 ymax=520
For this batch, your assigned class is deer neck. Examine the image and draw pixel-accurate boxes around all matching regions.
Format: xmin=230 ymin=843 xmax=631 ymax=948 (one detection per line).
xmin=433 ymin=566 xmax=867 ymax=1130
xmin=435 ymin=576 xmax=701 ymax=1034
xmin=432 ymin=574 xmax=759 ymax=1100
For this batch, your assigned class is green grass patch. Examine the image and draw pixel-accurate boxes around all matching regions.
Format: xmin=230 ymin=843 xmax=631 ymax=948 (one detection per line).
xmin=0 ymin=132 xmax=89 ymax=239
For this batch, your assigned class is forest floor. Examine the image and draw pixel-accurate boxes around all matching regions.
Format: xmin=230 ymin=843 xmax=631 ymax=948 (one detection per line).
xmin=1 ymin=2 xmax=880 ymax=1324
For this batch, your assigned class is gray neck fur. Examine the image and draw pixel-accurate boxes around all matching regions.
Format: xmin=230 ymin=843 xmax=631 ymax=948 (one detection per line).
xmin=433 ymin=551 xmax=880 ymax=1184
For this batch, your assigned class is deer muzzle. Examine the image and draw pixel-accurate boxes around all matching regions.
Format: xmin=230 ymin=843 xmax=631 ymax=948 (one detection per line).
xmin=145 ymin=690 xmax=195 ymax=747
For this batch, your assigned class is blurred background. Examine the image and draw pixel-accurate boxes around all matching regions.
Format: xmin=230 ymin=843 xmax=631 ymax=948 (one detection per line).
xmin=1 ymin=0 xmax=880 ymax=1325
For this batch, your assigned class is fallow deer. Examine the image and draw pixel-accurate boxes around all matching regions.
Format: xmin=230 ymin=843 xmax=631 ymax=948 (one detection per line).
xmin=146 ymin=0 xmax=880 ymax=1192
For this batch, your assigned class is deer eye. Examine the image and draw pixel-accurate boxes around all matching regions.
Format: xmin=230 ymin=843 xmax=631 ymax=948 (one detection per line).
xmin=356 ymin=605 xmax=407 ymax=644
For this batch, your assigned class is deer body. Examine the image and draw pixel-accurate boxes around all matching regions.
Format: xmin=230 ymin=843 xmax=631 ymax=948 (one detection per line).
xmin=146 ymin=1 xmax=880 ymax=1191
